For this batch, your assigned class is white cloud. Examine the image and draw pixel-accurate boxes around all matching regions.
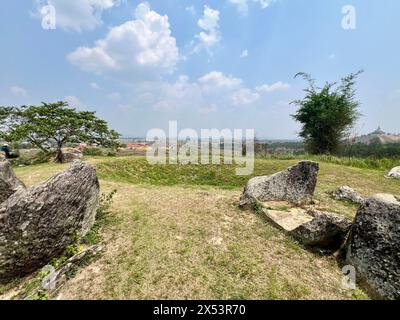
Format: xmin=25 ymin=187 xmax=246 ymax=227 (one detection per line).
xmin=240 ymin=49 xmax=249 ymax=58
xmin=67 ymin=3 xmax=179 ymax=80
xmin=108 ymin=92 xmax=121 ymax=101
xmin=147 ymin=71 xmax=286 ymax=111
xmin=185 ymin=5 xmax=196 ymax=15
xmin=193 ymin=6 xmax=221 ymax=54
xmin=64 ymin=95 xmax=83 ymax=108
xmin=198 ymin=71 xmax=242 ymax=90
xmin=257 ymin=0 xmax=276 ymax=9
xmin=10 ymin=86 xmax=27 ymax=97
xmin=256 ymin=81 xmax=290 ymax=93
xmin=90 ymin=82 xmax=100 ymax=89
xmin=149 ymin=71 xmax=240 ymax=111
xmin=119 ymin=72 xmax=291 ymax=114
xmin=232 ymin=88 xmax=260 ymax=106
xmin=197 ymin=6 xmax=220 ymax=30
xmin=228 ymin=0 xmax=249 ymax=15
xmin=228 ymin=0 xmax=277 ymax=15
xmin=33 ymin=0 xmax=123 ymax=32
xmin=153 ymin=75 xmax=202 ymax=111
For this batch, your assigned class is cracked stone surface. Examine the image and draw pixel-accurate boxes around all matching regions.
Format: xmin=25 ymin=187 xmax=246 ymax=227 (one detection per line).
xmin=0 ymin=161 xmax=26 ymax=204
xmin=0 ymin=161 xmax=100 ymax=283
xmin=261 ymin=201 xmax=351 ymax=250
xmin=240 ymin=161 xmax=319 ymax=207
xmin=346 ymin=193 xmax=400 ymax=300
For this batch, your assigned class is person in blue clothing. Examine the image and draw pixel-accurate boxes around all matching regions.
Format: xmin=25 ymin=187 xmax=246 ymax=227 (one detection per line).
xmin=1 ymin=144 xmax=19 ymax=159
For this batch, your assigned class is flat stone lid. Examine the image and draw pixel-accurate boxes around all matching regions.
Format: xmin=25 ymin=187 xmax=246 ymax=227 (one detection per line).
xmin=261 ymin=201 xmax=313 ymax=232
xmin=371 ymin=193 xmax=400 ymax=206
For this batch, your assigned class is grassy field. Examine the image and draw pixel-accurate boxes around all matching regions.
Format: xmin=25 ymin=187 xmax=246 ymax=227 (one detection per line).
xmin=2 ymin=156 xmax=399 ymax=300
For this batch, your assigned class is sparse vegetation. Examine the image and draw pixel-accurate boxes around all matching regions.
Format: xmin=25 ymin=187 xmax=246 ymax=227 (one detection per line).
xmin=50 ymin=231 xmax=83 ymax=269
xmin=262 ymin=154 xmax=399 ymax=171
xmin=82 ymin=189 xmax=118 ymax=246
xmin=1 ymin=155 xmax=397 ymax=300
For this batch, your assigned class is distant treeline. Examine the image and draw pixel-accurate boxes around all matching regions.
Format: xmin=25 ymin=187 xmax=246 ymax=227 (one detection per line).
xmin=257 ymin=141 xmax=400 ymax=159
xmin=338 ymin=142 xmax=400 ymax=158
xmin=6 ymin=140 xmax=400 ymax=159
xmin=262 ymin=141 xmax=305 ymax=155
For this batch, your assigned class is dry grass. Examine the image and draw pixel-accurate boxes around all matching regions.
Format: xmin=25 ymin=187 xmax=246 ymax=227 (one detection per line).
xmin=55 ymin=182 xmax=365 ymax=300
xmin=3 ymin=156 xmax=397 ymax=300
xmin=94 ymin=157 xmax=399 ymax=219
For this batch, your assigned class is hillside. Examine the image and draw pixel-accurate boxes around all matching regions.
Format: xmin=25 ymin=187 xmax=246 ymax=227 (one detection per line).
xmin=1 ymin=157 xmax=398 ymax=300
xmin=353 ymin=127 xmax=400 ymax=145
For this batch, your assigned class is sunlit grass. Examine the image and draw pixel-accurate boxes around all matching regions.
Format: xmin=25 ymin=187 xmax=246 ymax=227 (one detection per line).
xmin=7 ymin=155 xmax=398 ymax=299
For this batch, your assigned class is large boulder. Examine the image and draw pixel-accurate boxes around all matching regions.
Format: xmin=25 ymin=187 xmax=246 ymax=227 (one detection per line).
xmin=0 ymin=161 xmax=26 ymax=203
xmin=386 ymin=166 xmax=400 ymax=179
xmin=240 ymin=161 xmax=319 ymax=207
xmin=0 ymin=161 xmax=100 ymax=283
xmin=333 ymin=186 xmax=364 ymax=205
xmin=290 ymin=209 xmax=352 ymax=250
xmin=346 ymin=194 xmax=400 ymax=299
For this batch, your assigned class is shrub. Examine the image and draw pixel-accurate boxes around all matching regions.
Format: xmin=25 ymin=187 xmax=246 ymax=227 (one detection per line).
xmin=83 ymin=147 xmax=104 ymax=156
xmin=292 ymin=71 xmax=362 ymax=154
xmin=13 ymin=150 xmax=52 ymax=166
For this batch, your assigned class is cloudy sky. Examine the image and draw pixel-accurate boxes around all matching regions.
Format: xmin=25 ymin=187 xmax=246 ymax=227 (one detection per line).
xmin=0 ymin=0 xmax=399 ymax=138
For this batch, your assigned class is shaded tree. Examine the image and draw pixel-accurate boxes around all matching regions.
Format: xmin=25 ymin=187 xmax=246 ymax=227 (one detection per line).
xmin=291 ymin=71 xmax=362 ymax=154
xmin=0 ymin=101 xmax=120 ymax=163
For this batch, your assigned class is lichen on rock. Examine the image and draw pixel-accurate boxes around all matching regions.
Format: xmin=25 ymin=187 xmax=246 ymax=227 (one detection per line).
xmin=0 ymin=161 xmax=100 ymax=283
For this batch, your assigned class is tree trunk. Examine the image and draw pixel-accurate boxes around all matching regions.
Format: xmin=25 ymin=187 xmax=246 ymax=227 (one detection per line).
xmin=56 ymin=147 xmax=64 ymax=163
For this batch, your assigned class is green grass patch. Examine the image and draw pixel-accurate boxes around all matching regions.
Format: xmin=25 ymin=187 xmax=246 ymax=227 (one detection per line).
xmin=94 ymin=156 xmax=399 ymax=193
xmin=95 ymin=157 xmax=300 ymax=188
xmin=262 ymin=154 xmax=399 ymax=171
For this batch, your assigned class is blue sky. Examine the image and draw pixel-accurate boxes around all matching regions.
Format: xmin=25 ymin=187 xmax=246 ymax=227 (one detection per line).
xmin=0 ymin=0 xmax=399 ymax=138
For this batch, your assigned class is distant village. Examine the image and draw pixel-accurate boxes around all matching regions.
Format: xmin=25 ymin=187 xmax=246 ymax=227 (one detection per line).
xmin=2 ymin=126 xmax=399 ymax=161
xmin=115 ymin=127 xmax=400 ymax=156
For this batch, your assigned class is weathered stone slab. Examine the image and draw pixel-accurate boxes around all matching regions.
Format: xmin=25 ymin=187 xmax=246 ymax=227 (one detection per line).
xmin=0 ymin=161 xmax=100 ymax=283
xmin=346 ymin=193 xmax=400 ymax=300
xmin=290 ymin=209 xmax=351 ymax=249
xmin=261 ymin=201 xmax=351 ymax=250
xmin=333 ymin=186 xmax=364 ymax=205
xmin=0 ymin=161 xmax=25 ymax=203
xmin=386 ymin=166 xmax=400 ymax=179
xmin=240 ymin=161 xmax=319 ymax=207
xmin=262 ymin=203 xmax=313 ymax=232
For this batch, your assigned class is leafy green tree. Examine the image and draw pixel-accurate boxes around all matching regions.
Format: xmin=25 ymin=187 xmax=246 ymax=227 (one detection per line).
xmin=0 ymin=101 xmax=120 ymax=163
xmin=291 ymin=71 xmax=362 ymax=154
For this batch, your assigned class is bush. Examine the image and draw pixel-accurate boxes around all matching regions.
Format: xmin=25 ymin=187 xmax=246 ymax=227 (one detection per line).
xmin=13 ymin=150 xmax=52 ymax=166
xmin=83 ymin=147 xmax=104 ymax=156
xmin=292 ymin=71 xmax=362 ymax=154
